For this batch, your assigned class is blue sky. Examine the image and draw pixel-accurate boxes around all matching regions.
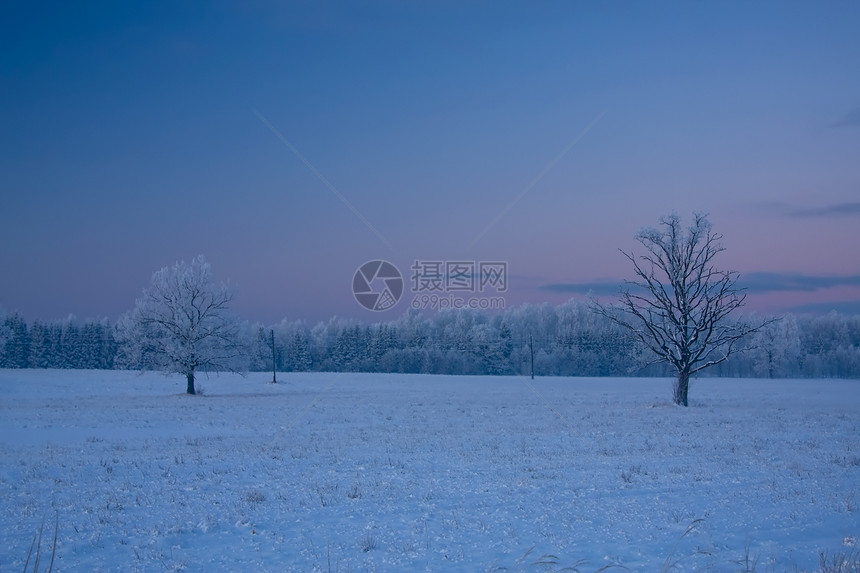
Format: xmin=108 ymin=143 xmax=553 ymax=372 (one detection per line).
xmin=1 ymin=1 xmax=858 ymax=323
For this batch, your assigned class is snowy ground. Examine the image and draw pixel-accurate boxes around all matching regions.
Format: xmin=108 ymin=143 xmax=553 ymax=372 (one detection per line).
xmin=0 ymin=370 xmax=858 ymax=572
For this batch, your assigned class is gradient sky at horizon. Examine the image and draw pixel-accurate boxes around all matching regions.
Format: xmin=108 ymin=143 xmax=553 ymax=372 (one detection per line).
xmin=2 ymin=1 xmax=859 ymax=324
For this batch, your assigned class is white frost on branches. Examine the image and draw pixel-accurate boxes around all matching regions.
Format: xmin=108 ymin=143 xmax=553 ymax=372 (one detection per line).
xmin=593 ymin=213 xmax=769 ymax=406
xmin=117 ymin=255 xmax=247 ymax=394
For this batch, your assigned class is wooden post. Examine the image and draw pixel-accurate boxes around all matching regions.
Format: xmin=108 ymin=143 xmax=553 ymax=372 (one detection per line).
xmin=271 ymin=329 xmax=277 ymax=383
xmin=529 ymin=335 xmax=535 ymax=380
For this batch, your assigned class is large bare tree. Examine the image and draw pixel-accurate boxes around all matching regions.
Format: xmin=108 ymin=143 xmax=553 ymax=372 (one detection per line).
xmin=593 ymin=213 xmax=764 ymax=406
xmin=118 ymin=256 xmax=246 ymax=394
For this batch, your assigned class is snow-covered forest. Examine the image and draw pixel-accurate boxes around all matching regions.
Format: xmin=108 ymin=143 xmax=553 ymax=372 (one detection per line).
xmin=2 ymin=302 xmax=859 ymax=378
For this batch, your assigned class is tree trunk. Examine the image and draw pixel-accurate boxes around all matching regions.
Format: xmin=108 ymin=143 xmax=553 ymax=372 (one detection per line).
xmin=186 ymin=372 xmax=196 ymax=395
xmin=674 ymin=369 xmax=689 ymax=407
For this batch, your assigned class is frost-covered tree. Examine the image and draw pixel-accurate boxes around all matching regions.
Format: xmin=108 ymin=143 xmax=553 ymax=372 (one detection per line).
xmin=750 ymin=314 xmax=801 ymax=378
xmin=797 ymin=312 xmax=860 ymax=377
xmin=117 ymin=256 xmax=245 ymax=394
xmin=593 ymin=213 xmax=765 ymax=406
xmin=290 ymin=329 xmax=312 ymax=371
xmin=61 ymin=318 xmax=82 ymax=369
xmin=0 ymin=310 xmax=11 ymax=363
xmin=249 ymin=325 xmax=271 ymax=372
xmin=0 ymin=313 xmax=30 ymax=368
xmin=28 ymin=321 xmax=50 ymax=368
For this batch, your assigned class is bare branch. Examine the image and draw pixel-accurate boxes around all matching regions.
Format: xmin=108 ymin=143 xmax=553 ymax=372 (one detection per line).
xmin=116 ymin=256 xmax=248 ymax=394
xmin=591 ymin=213 xmax=768 ymax=406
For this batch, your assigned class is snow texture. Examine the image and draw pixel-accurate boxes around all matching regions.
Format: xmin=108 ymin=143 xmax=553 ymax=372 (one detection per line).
xmin=1 ymin=370 xmax=858 ymax=571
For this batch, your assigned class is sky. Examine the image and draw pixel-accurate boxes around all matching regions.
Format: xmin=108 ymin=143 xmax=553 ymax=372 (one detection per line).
xmin=1 ymin=1 xmax=859 ymax=324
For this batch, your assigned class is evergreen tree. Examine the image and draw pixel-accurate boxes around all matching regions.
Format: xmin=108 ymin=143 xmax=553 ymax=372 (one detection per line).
xmin=292 ymin=330 xmax=312 ymax=371
xmin=1 ymin=314 xmax=30 ymax=368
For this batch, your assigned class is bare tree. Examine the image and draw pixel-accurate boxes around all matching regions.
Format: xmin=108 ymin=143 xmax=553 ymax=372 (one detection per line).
xmin=592 ymin=213 xmax=766 ymax=406
xmin=117 ymin=255 xmax=246 ymax=394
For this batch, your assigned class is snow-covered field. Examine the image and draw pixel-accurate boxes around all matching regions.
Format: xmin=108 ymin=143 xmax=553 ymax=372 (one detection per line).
xmin=1 ymin=370 xmax=857 ymax=572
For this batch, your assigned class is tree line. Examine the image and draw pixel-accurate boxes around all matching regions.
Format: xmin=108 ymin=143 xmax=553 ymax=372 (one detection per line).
xmin=0 ymin=314 xmax=117 ymax=370
xmin=104 ymin=215 xmax=857 ymax=403
xmin=3 ymin=303 xmax=859 ymax=378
